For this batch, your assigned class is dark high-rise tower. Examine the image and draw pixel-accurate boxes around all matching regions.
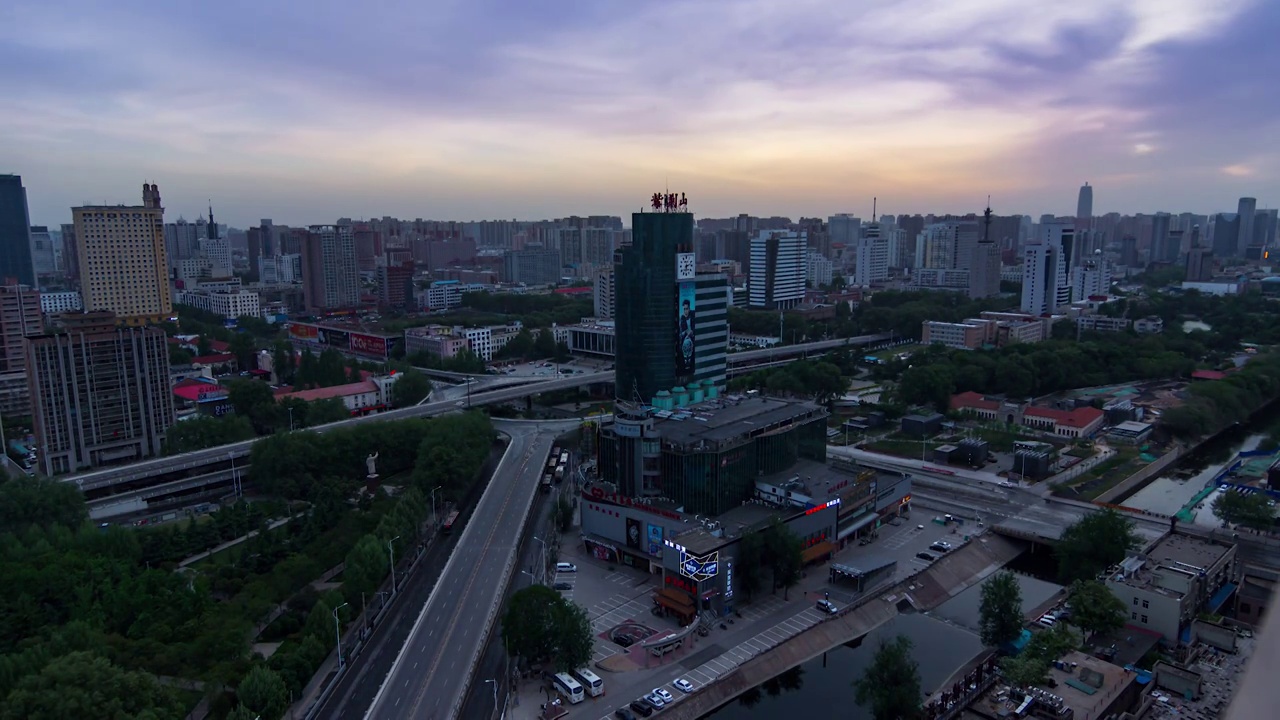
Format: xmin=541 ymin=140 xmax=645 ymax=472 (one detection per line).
xmin=0 ymin=175 xmax=36 ymax=287
xmin=614 ymin=210 xmax=690 ymax=404
xmin=207 ymin=203 xmax=219 ymax=240
xmin=1076 ymin=182 xmax=1093 ymax=228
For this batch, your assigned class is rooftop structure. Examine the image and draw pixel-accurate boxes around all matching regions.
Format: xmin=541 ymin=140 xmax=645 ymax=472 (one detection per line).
xmin=962 ymin=651 xmax=1139 ymax=720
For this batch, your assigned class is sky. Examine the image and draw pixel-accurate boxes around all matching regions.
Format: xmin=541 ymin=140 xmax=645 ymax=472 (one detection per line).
xmin=3 ymin=0 xmax=1278 ymax=228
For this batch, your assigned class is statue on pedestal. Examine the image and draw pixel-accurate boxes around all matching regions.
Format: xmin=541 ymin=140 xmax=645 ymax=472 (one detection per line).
xmin=366 ymin=452 xmax=379 ymax=477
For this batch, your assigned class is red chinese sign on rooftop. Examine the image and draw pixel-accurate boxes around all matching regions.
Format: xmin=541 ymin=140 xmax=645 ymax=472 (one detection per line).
xmin=650 ymin=192 xmax=689 ymax=212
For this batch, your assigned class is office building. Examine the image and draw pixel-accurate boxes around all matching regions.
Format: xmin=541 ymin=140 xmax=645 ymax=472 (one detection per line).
xmin=26 ymin=311 xmax=174 ymax=475
xmin=0 ymin=283 xmax=42 ymax=418
xmin=29 ymin=226 xmax=56 ymax=277
xmin=969 ymin=208 xmax=1001 ymax=299
xmin=1020 ymin=223 xmax=1071 ymax=315
xmin=828 ymin=214 xmax=861 ymax=246
xmin=261 ymin=253 xmax=301 ymax=284
xmin=1237 ymin=197 xmax=1257 ymax=257
xmin=376 ymin=262 xmax=414 ymax=310
xmin=174 ymin=288 xmax=260 ymax=319
xmin=807 ymin=251 xmax=833 ymax=288
xmin=503 ymin=248 xmax=561 ymax=286
xmin=301 ymin=225 xmax=359 ymax=311
xmin=748 ymin=231 xmax=806 ymax=309
xmin=1077 ymin=182 xmax=1093 ymax=226
xmin=1104 ymin=533 xmax=1236 ymax=643
xmin=163 ymin=218 xmax=200 ymax=269
xmin=853 ymin=224 xmax=891 ymax=287
xmin=1211 ymin=214 xmax=1241 ymax=259
xmin=1118 ymin=235 xmax=1139 ymax=267
xmin=40 ymin=291 xmax=82 ymax=315
xmin=1253 ymin=208 xmax=1277 ymax=248
xmin=1148 ymin=213 xmax=1173 ymax=264
xmin=615 ymin=206 xmax=728 ymax=406
xmin=1071 ymin=257 xmax=1112 ymax=301
xmin=594 ymin=268 xmax=616 ymax=320
xmin=0 ymin=175 xmax=36 ymax=287
xmin=72 ymin=183 xmax=173 ymax=325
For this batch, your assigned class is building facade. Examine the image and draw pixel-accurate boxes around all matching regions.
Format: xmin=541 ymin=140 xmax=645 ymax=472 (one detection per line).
xmin=175 ymin=289 xmax=261 ymax=319
xmin=26 ymin=311 xmax=175 ymax=475
xmin=301 ymin=225 xmax=359 ymax=311
xmin=0 ymin=175 xmax=36 ymax=288
xmin=748 ymin=231 xmax=806 ymax=309
xmin=72 ymin=183 xmax=173 ymax=325
xmin=594 ymin=268 xmax=616 ymax=320
xmin=1020 ymin=223 xmax=1071 ymax=315
xmin=503 ymin=249 xmax=561 ymax=286
xmin=615 ymin=210 xmax=691 ymax=404
xmin=40 ymin=291 xmax=82 ymax=315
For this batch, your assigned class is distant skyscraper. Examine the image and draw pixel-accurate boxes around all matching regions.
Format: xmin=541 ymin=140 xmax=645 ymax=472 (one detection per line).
xmin=828 ymin=214 xmax=861 ymax=247
xmin=1185 ymin=225 xmax=1212 ymax=282
xmin=1211 ymin=213 xmax=1241 ymax=259
xmin=301 ymin=224 xmax=359 ymax=311
xmin=594 ymin=268 xmax=616 ymax=319
xmin=968 ymin=206 xmax=1001 ymax=300
xmin=1254 ymin=209 xmax=1278 ymax=248
xmin=1076 ymin=182 xmax=1093 ymax=228
xmin=1149 ymin=213 xmax=1172 ymax=264
xmin=1237 ymin=197 xmax=1257 ymax=257
xmin=29 ymin=226 xmax=56 ymax=277
xmin=1071 ymin=258 xmax=1111 ymax=301
xmin=0 ymin=175 xmax=36 ymax=287
xmin=748 ymin=231 xmax=806 ymax=309
xmin=72 ymin=183 xmax=173 ymax=325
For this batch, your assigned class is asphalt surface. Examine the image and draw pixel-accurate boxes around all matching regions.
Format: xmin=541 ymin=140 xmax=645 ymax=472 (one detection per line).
xmin=364 ymin=428 xmax=555 ymax=720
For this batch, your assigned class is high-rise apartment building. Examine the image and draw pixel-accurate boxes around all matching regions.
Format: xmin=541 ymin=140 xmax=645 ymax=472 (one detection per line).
xmin=72 ymin=183 xmax=173 ymax=325
xmin=828 ymin=214 xmax=861 ymax=247
xmin=1237 ymin=197 xmax=1257 ymax=257
xmin=0 ymin=175 xmax=36 ymax=288
xmin=1149 ymin=212 xmax=1173 ymax=264
xmin=1211 ymin=214 xmax=1241 ymax=259
xmin=503 ymin=249 xmax=562 ymax=286
xmin=26 ymin=311 xmax=174 ymax=475
xmin=807 ymin=251 xmax=833 ymax=288
xmin=748 ymin=231 xmax=806 ymax=309
xmin=1185 ymin=226 xmax=1212 ymax=282
xmin=0 ymin=283 xmax=42 ymax=418
xmin=376 ymin=262 xmax=414 ymax=310
xmin=594 ymin=268 xmax=616 ymax=320
xmin=29 ymin=226 xmax=56 ymax=277
xmin=1254 ymin=209 xmax=1278 ymax=248
xmin=968 ymin=206 xmax=1001 ymax=300
xmin=1071 ymin=258 xmax=1112 ymax=301
xmin=1021 ymin=223 xmax=1071 ymax=315
xmin=301 ymin=224 xmax=359 ymax=311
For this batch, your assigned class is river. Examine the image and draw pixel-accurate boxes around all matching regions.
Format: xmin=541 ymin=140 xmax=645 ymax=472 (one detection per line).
xmin=698 ymin=573 xmax=1062 ymax=720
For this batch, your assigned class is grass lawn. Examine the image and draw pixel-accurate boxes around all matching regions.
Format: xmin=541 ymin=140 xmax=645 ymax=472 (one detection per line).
xmin=869 ymin=343 xmax=924 ymax=361
xmin=1053 ymin=447 xmax=1145 ymax=501
xmin=1065 ymin=446 xmax=1097 ymax=459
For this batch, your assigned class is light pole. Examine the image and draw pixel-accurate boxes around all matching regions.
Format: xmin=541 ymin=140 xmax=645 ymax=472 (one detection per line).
xmin=532 ymin=536 xmax=548 ymax=584
xmin=430 ymin=486 xmax=442 ymax=530
xmin=229 ymin=452 xmax=240 ymax=497
xmin=288 ymin=406 xmax=294 ymax=432
xmin=388 ymin=536 xmax=401 ymax=597
xmin=332 ymin=602 xmax=349 ymax=667
xmin=484 ymin=678 xmax=497 ymax=717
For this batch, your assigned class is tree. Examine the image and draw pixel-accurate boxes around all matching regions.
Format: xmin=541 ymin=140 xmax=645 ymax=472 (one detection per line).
xmin=1056 ymin=509 xmax=1140 ymax=584
xmin=765 ymin=523 xmax=803 ymax=599
xmin=309 ymin=398 xmax=352 ymax=426
xmin=1068 ymin=580 xmax=1126 ymax=638
xmin=1000 ymin=653 xmax=1048 ymax=688
xmin=390 ymin=369 xmax=432 ymax=408
xmin=534 ymin=329 xmax=557 ymax=359
xmin=229 ymin=332 xmax=258 ymax=371
xmin=501 ymin=585 xmax=593 ymax=671
xmin=734 ymin=531 xmax=766 ymax=601
xmin=551 ymin=495 xmax=574 ymax=533
xmin=853 ymin=635 xmax=921 ymax=720
xmin=978 ymin=571 xmax=1024 ymax=647
xmin=343 ymin=534 xmax=389 ymax=601
xmin=228 ymin=379 xmax=281 ymax=433
xmin=1 ymin=651 xmax=185 ymax=720
xmin=271 ymin=341 xmax=295 ymax=385
xmin=1212 ymin=489 xmax=1276 ymax=531
xmin=163 ymin=415 xmax=256 ymax=455
xmin=0 ymin=476 xmax=87 ymax=532
xmin=236 ymin=664 xmax=289 ymax=720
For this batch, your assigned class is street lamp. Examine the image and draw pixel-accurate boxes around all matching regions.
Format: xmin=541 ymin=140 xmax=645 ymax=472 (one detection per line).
xmin=388 ymin=536 xmax=401 ymax=597
xmin=532 ymin=536 xmax=548 ymax=584
xmin=332 ymin=602 xmax=349 ymax=667
xmin=288 ymin=406 xmax=294 ymax=432
xmin=484 ymin=679 xmax=498 ymax=716
xmin=228 ymin=452 xmax=240 ymax=497
xmin=430 ymin=486 xmax=442 ymax=530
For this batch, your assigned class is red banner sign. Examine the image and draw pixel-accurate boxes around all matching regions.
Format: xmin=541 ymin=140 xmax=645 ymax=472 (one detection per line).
xmin=350 ymin=332 xmax=387 ymax=357
xmin=584 ymin=486 xmax=683 ymax=522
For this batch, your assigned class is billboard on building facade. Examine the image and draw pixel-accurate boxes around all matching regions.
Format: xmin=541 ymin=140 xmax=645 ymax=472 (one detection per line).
xmin=289 ymin=323 xmax=319 ymax=342
xmin=647 ymin=523 xmax=664 ymax=557
xmin=350 ymin=332 xmax=388 ymax=358
xmin=675 ymin=282 xmax=696 ymax=376
xmin=625 ymin=518 xmax=643 ymax=550
xmin=319 ymin=328 xmax=350 ymax=350
xmin=584 ymin=538 xmax=619 ymax=563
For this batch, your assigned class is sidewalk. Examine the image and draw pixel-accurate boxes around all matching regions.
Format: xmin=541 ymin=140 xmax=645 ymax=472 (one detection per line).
xmin=177 ymin=514 xmax=300 ymax=569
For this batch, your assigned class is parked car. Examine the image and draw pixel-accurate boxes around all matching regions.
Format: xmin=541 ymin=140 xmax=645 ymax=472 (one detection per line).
xmin=654 ymin=688 xmax=674 ymax=703
xmin=645 ymin=692 xmax=665 ymax=708
xmin=629 ymin=700 xmax=654 ymax=717
xmin=615 ymin=708 xmax=637 ymax=720
xmin=556 ymin=562 xmax=578 ymax=573
xmin=553 ymin=582 xmax=573 ymax=591
xmin=929 ymin=543 xmax=950 ymax=553
xmin=673 ymin=678 xmax=695 ymax=693
xmin=916 ymin=552 xmax=936 ymax=562
xmin=816 ymin=599 xmax=839 ymax=614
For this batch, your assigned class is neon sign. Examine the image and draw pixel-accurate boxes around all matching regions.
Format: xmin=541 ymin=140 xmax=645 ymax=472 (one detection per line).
xmin=805 ymin=498 xmax=841 ymax=516
xmin=679 ymin=550 xmax=719 ymax=581
xmin=650 ymin=192 xmax=689 ymax=213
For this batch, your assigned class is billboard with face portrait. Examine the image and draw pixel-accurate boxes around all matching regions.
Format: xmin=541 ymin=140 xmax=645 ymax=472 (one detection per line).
xmin=675 ymin=282 xmax=696 ymax=376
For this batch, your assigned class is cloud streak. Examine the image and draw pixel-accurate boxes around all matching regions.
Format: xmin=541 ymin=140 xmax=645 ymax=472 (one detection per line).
xmin=1 ymin=0 xmax=1275 ymax=225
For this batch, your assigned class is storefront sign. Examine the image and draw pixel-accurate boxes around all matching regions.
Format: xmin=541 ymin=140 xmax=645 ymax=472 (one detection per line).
xmin=665 ymin=574 xmax=695 ymax=594
xmin=678 ymin=550 xmax=719 ymax=581
xmin=724 ymin=560 xmax=734 ymax=600
xmin=584 ymin=487 xmax=683 ymax=521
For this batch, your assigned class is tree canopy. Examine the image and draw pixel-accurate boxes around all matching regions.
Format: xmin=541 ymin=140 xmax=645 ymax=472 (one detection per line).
xmin=853 ymin=634 xmax=922 ymax=720
xmin=979 ymin=571 xmax=1024 ymax=647
xmin=1056 ymin=509 xmax=1140 ymax=585
xmin=1211 ymin=489 xmax=1276 ymax=531
xmin=501 ymin=585 xmax=593 ymax=672
xmin=1068 ymin=580 xmax=1126 ymax=638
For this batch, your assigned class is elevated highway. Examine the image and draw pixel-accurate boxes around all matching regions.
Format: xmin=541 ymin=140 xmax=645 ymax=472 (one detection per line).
xmin=73 ymin=334 xmax=893 ymax=513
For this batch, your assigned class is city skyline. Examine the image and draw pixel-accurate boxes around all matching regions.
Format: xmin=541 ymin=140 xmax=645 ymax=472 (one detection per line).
xmin=3 ymin=0 xmax=1277 ymax=227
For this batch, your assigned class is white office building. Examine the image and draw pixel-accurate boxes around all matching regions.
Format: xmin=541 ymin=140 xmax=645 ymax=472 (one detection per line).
xmin=176 ymin=289 xmax=261 ymax=319
xmin=1071 ymin=258 xmax=1112 ymax=301
xmin=40 ymin=291 xmax=83 ymax=315
xmin=749 ymin=231 xmax=807 ymax=309
xmin=853 ymin=225 xmax=890 ymax=287
xmin=1020 ymin=223 xmax=1071 ymax=315
xmin=806 ymin=251 xmax=833 ymax=288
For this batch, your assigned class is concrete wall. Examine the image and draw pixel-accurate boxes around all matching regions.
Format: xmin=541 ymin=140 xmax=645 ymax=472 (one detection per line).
xmin=1153 ymin=661 xmax=1202 ymax=700
xmin=1191 ymin=619 xmax=1238 ymax=652
xmin=1097 ymin=446 xmax=1184 ymax=505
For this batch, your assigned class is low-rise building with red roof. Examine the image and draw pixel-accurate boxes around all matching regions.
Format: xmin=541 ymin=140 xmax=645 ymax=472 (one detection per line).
xmin=274 ymin=374 xmax=400 ymax=417
xmin=950 ymin=391 xmax=1105 ymax=438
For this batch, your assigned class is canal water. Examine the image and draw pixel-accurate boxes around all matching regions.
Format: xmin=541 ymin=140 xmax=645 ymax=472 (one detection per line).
xmin=699 ymin=613 xmax=983 ymax=720
xmin=1120 ymin=401 xmax=1280 ymax=523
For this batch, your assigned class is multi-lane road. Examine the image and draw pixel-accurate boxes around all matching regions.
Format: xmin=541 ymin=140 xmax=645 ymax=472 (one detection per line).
xmin=361 ymin=425 xmax=555 ymax=720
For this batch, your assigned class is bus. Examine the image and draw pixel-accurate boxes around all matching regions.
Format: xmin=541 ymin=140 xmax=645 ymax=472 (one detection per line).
xmin=551 ymin=446 xmax=561 ymax=459
xmin=441 ymin=510 xmax=460 ymax=534
xmin=547 ymin=456 xmax=559 ymax=471
xmin=540 ymin=474 xmax=553 ymax=494
xmin=559 ymin=451 xmax=570 ymax=466
xmin=572 ymin=668 xmax=604 ymax=698
xmin=551 ymin=672 xmax=585 ymax=704
xmin=554 ymin=464 xmax=566 ymax=483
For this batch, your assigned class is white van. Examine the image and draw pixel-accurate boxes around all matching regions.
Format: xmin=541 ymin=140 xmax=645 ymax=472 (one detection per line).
xmin=556 ymin=562 xmax=578 ymax=573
